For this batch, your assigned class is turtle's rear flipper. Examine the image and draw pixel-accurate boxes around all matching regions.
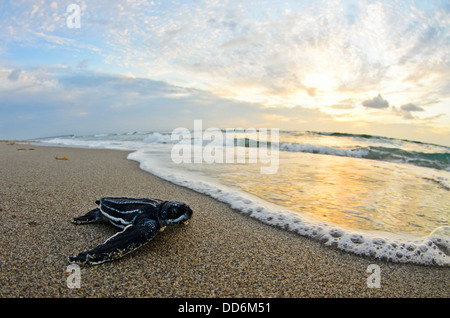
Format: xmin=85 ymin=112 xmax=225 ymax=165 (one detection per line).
xmin=72 ymin=208 xmax=101 ymax=224
xmin=69 ymin=221 xmax=160 ymax=265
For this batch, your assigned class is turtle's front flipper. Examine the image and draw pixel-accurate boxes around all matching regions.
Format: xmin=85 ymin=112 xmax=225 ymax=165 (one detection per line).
xmin=69 ymin=220 xmax=160 ymax=265
xmin=72 ymin=208 xmax=101 ymax=224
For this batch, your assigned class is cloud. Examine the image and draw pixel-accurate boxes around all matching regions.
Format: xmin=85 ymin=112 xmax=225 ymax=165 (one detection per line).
xmin=77 ymin=59 xmax=89 ymax=69
xmin=362 ymin=94 xmax=390 ymax=109
xmin=8 ymin=69 xmax=22 ymax=81
xmin=400 ymin=103 xmax=424 ymax=112
xmin=329 ymin=99 xmax=355 ymax=110
xmin=393 ymin=103 xmax=426 ymax=120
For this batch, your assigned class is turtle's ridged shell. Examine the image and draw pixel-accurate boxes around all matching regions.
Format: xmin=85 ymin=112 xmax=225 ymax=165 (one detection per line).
xmin=98 ymin=197 xmax=164 ymax=228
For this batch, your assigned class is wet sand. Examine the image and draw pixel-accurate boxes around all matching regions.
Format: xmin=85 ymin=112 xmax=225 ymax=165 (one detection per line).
xmin=0 ymin=141 xmax=448 ymax=297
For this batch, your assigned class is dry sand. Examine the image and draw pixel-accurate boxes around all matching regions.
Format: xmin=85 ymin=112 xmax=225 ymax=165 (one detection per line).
xmin=0 ymin=141 xmax=448 ymax=298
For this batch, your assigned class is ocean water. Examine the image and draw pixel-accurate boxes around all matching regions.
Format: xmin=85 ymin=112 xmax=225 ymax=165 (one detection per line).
xmin=35 ymin=130 xmax=450 ymax=266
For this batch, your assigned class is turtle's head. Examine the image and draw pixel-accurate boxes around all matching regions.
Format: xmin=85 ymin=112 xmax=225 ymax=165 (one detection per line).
xmin=160 ymin=201 xmax=193 ymax=226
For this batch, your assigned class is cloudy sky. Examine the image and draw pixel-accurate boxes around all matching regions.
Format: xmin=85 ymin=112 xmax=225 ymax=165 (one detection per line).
xmin=1 ymin=0 xmax=449 ymax=145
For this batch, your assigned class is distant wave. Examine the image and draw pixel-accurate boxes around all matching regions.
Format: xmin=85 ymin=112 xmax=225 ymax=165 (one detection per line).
xmin=315 ymin=131 xmax=382 ymax=139
xmin=279 ymin=142 xmax=450 ymax=171
xmin=313 ymin=131 xmax=429 ymax=144
xmin=143 ymin=132 xmax=174 ymax=144
xmin=279 ymin=142 xmax=369 ymax=158
xmin=365 ymin=146 xmax=450 ymax=171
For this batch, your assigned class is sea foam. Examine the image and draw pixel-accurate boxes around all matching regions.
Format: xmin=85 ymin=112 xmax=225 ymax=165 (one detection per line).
xmin=127 ymin=150 xmax=449 ymax=266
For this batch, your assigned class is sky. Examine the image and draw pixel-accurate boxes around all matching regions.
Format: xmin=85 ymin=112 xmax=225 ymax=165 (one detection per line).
xmin=0 ymin=0 xmax=449 ymax=146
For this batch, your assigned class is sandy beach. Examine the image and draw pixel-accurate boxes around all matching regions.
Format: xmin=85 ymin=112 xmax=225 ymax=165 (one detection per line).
xmin=0 ymin=141 xmax=448 ymax=298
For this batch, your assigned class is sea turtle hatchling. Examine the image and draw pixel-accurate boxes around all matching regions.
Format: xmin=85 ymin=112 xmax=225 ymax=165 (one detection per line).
xmin=69 ymin=197 xmax=193 ymax=265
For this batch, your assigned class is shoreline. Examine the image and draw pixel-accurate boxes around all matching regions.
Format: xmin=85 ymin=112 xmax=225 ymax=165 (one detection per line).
xmin=0 ymin=141 xmax=448 ymax=297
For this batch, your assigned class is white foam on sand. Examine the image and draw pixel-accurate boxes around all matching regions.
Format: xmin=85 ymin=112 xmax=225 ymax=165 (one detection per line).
xmin=128 ymin=150 xmax=449 ymax=267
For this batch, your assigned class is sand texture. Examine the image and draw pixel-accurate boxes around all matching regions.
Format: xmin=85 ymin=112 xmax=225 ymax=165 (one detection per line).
xmin=0 ymin=142 xmax=448 ymax=297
